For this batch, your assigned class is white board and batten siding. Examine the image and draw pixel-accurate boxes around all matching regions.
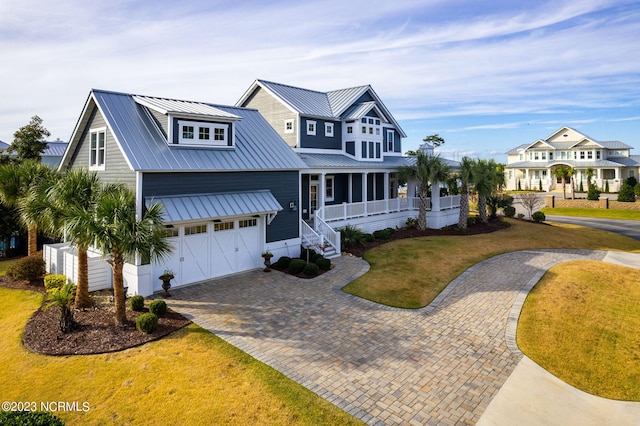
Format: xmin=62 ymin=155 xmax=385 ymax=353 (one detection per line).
xmin=44 ymin=243 xmax=113 ymax=291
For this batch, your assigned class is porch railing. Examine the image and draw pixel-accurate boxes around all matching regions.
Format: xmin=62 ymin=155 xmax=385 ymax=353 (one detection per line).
xmin=315 ymin=215 xmax=341 ymax=254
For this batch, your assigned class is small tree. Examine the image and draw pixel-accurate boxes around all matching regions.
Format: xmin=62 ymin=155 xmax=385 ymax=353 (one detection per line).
xmin=627 ymin=176 xmax=637 ymax=188
xmin=423 ymin=134 xmax=445 ymax=148
xmin=635 ymin=183 xmax=640 ymax=197
xmin=587 ymin=184 xmax=601 ymax=200
xmin=539 ymin=179 xmax=543 ymax=192
xmin=519 ymin=192 xmax=544 ymax=219
xmin=618 ymin=182 xmax=636 ymax=202
xmin=10 ymin=115 xmax=50 ymax=161
xmin=517 ymin=180 xmax=522 ymax=191
xmin=585 ymin=167 xmax=594 ymax=190
xmin=43 ymin=283 xmax=77 ymax=333
xmin=579 ymin=180 xmax=584 ymax=192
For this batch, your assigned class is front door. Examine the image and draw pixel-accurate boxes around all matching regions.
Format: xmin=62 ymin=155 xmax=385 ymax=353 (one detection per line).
xmin=310 ymin=182 xmax=318 ymax=218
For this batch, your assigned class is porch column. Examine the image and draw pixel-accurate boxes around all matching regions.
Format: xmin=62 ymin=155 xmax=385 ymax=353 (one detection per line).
xmin=384 ymin=172 xmax=390 ymax=213
xmin=319 ymin=172 xmax=326 ymax=218
xmin=363 ymin=172 xmax=368 ymax=216
xmin=348 ymin=173 xmax=353 ymax=203
xmin=525 ymin=169 xmax=530 ymax=190
xmin=431 ymin=181 xmax=441 ymax=212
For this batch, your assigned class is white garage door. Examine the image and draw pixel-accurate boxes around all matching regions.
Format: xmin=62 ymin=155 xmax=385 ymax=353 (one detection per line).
xmin=153 ymin=217 xmax=261 ymax=291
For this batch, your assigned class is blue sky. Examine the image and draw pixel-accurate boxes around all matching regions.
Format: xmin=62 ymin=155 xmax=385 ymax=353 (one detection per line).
xmin=1 ymin=0 xmax=638 ymax=161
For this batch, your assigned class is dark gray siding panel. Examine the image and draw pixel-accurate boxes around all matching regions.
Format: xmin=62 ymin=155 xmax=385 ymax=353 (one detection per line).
xmin=326 ymin=174 xmax=348 ymax=205
xmin=69 ymin=106 xmax=136 ymax=189
xmin=355 ymin=92 xmax=375 ymax=104
xmin=383 ymin=127 xmax=403 ymax=153
xmin=352 ymin=174 xmax=362 ymax=202
xmin=142 ymin=171 xmax=299 ymax=242
xmin=301 ymin=174 xmax=310 ymax=220
xmin=300 ymin=118 xmax=341 ymax=150
xmin=345 ymin=141 xmax=355 ymax=156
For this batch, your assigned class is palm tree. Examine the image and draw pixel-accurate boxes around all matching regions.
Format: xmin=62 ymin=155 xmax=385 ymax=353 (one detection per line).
xmin=473 ymin=159 xmax=496 ymax=224
xmin=568 ymin=167 xmax=576 ymax=200
xmin=585 ymin=167 xmax=595 ymax=191
xmin=0 ymin=160 xmax=56 ymax=255
xmin=553 ymin=166 xmax=571 ymax=200
xmin=47 ymin=169 xmax=102 ymax=309
xmin=398 ymin=152 xmax=451 ymax=230
xmin=90 ymin=184 xmax=172 ymax=326
xmin=458 ymin=157 xmax=475 ymax=229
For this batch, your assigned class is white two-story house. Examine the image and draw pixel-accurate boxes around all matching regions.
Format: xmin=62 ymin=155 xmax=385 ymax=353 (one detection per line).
xmin=505 ymin=126 xmax=639 ymax=192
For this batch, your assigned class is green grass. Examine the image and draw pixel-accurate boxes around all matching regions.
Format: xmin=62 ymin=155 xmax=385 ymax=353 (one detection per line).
xmin=342 ymin=219 xmax=640 ymax=308
xmin=542 ymin=207 xmax=640 ymax=220
xmin=0 ymin=258 xmax=20 ymax=276
xmin=0 ymin=288 xmax=364 ymax=426
xmin=517 ymin=261 xmax=640 ymax=401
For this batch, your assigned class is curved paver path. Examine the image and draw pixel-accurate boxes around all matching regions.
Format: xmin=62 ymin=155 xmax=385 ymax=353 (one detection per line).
xmin=168 ymin=249 xmax=640 ymax=425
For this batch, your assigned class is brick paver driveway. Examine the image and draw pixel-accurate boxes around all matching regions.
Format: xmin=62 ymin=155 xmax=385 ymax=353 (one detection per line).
xmin=168 ymin=249 xmax=607 ymax=425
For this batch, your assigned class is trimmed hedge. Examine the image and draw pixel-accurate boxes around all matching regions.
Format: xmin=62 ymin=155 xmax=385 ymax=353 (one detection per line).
xmin=503 ymin=206 xmax=516 ymax=218
xmin=532 ymin=211 xmax=546 ymax=223
xmin=303 ymin=263 xmax=320 ymax=276
xmin=0 ymin=411 xmax=65 ymax=425
xmin=288 ymin=259 xmax=306 ymax=275
xmin=129 ymin=295 xmax=145 ymax=312
xmin=7 ymin=255 xmax=46 ymax=281
xmin=275 ymin=256 xmax=292 ymax=269
xmin=44 ymin=274 xmax=67 ymax=292
xmin=149 ymin=299 xmax=167 ymax=316
xmin=315 ymin=256 xmax=331 ymax=271
xmin=136 ymin=313 xmax=159 ymax=334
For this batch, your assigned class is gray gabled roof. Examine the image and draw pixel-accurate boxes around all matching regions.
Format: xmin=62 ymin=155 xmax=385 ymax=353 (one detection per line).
xmin=299 ymin=152 xmax=409 ymax=169
xmin=505 ymin=159 xmax=634 ymax=169
xmin=44 ymin=141 xmax=68 ymax=156
xmin=133 ymin=95 xmax=241 ymax=120
xmin=0 ymin=140 xmax=9 ymax=150
xmin=61 ymin=89 xmax=307 ymax=172
xmin=148 ymin=190 xmax=282 ymax=223
xmin=237 ymin=79 xmax=407 ymax=137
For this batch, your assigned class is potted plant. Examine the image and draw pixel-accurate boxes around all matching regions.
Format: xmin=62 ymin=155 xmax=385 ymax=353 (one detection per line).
xmin=159 ymin=269 xmax=174 ymax=296
xmin=261 ymin=251 xmax=273 ymax=272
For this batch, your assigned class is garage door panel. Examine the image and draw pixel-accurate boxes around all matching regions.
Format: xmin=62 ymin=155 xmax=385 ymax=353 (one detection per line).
xmin=211 ymin=225 xmax=235 ymax=278
xmin=237 ymin=219 xmax=260 ymax=271
xmin=182 ymin=225 xmax=209 ymax=284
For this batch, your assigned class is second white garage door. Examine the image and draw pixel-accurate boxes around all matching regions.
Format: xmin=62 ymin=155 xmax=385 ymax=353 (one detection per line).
xmin=153 ymin=217 xmax=261 ymax=291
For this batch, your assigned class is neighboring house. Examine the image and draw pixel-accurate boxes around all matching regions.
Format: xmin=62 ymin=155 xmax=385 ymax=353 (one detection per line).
xmin=505 ymin=126 xmax=639 ymax=192
xmin=45 ymin=89 xmax=306 ymax=296
xmin=42 ymin=139 xmax=68 ymax=168
xmin=0 ymin=140 xmax=9 ymax=151
xmin=237 ymin=79 xmax=461 ymax=235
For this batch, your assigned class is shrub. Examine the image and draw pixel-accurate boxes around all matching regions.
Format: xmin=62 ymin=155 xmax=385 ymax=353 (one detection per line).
xmin=44 ymin=274 xmax=67 ymax=292
xmin=339 ymin=224 xmax=365 ymax=249
xmin=517 ymin=213 xmax=525 ymax=219
xmin=532 ymin=211 xmax=546 ymax=223
xmin=539 ymin=179 xmax=543 ymax=191
xmin=604 ymin=180 xmax=610 ymax=193
xmin=627 ymin=176 xmax=637 ymax=188
xmin=43 ymin=283 xmax=76 ymax=333
xmin=275 ymin=256 xmax=292 ymax=269
xmin=300 ymin=248 xmax=317 ymax=261
xmin=136 ymin=313 xmax=158 ymax=334
xmin=303 ymin=262 xmax=319 ymax=276
xmin=617 ymin=182 xmax=636 ymax=202
xmin=288 ymin=259 xmax=306 ymax=275
xmin=363 ymin=233 xmax=375 ymax=242
xmin=149 ymin=299 xmax=168 ymax=316
xmin=315 ymin=256 xmax=331 ymax=271
xmin=579 ymin=181 xmax=584 ymax=192
xmin=587 ymin=184 xmax=601 ymax=200
xmin=129 ymin=295 xmax=145 ymax=311
xmin=373 ymin=228 xmax=394 ymax=240
xmin=0 ymin=410 xmax=65 ymax=426
xmin=405 ymin=217 xmax=419 ymax=229
xmin=6 ymin=255 xmax=46 ymax=281
xmin=503 ymin=206 xmax=516 ymax=218
xmin=467 ymin=216 xmax=478 ymax=226
xmin=635 ymin=183 xmax=640 ymax=197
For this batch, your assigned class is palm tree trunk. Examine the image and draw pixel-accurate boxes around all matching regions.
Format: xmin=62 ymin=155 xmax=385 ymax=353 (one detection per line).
xmin=458 ymin=185 xmax=469 ymax=228
xmin=418 ymin=185 xmax=428 ymax=231
xmin=112 ymin=261 xmax=127 ymax=326
xmin=562 ymin=179 xmax=566 ymax=200
xmin=571 ymin=177 xmax=575 ymax=200
xmin=74 ymin=247 xmax=91 ymax=309
xmin=478 ymin=196 xmax=488 ymax=223
xmin=27 ymin=225 xmax=37 ymax=256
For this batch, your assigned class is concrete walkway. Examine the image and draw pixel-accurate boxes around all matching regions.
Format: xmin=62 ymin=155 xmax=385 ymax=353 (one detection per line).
xmin=167 ymin=250 xmax=640 ymax=425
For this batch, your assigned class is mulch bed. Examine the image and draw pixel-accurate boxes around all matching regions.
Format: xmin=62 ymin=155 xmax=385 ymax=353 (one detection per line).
xmin=344 ymin=219 xmax=510 ymax=257
xmin=0 ymin=277 xmax=191 ymax=356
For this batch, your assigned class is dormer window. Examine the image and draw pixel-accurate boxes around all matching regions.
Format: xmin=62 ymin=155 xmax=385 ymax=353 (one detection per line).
xmin=177 ymin=120 xmax=230 ymax=146
xmin=325 ymin=123 xmax=334 ymax=137
xmin=307 ymin=120 xmax=316 ymax=136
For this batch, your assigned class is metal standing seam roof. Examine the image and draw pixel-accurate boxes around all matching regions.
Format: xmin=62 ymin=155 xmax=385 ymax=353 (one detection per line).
xmin=341 ymin=102 xmax=381 ymax=121
xmin=505 ymin=159 xmax=632 ymax=168
xmin=300 ymin=153 xmax=413 ymax=169
xmin=147 ymin=190 xmax=283 ymax=223
xmin=132 ymin=95 xmax=241 ymax=120
xmin=44 ymin=142 xmax=69 ymax=156
xmin=258 ymin=80 xmax=333 ymax=117
xmin=90 ymin=89 xmax=307 ymax=172
xmin=326 ymin=85 xmax=370 ymax=116
xmin=0 ymin=141 xmax=9 ymax=150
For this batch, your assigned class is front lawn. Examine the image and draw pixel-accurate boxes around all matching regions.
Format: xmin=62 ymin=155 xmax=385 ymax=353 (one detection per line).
xmin=0 ymin=257 xmax=20 ymax=276
xmin=542 ymin=207 xmax=640 ymax=220
xmin=0 ymin=288 xmax=364 ymax=425
xmin=342 ymin=219 xmax=640 ymax=308
xmin=517 ymin=261 xmax=640 ymax=401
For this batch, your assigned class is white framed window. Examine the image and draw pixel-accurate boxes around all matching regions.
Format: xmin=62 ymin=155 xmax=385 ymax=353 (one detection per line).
xmin=161 ymin=226 xmax=179 ymax=238
xmin=387 ymin=130 xmax=394 ymax=151
xmin=587 ymin=151 xmax=593 ymax=159
xmin=325 ymin=176 xmax=334 ymax=201
xmin=185 ymin=224 xmax=207 ymax=235
xmin=178 ymin=120 xmax=229 ymax=146
xmin=347 ymin=126 xmax=353 ymax=134
xmin=369 ymin=127 xmax=373 ymax=135
xmin=534 ymin=152 xmax=539 ymax=160
xmin=214 ymin=221 xmax=234 ymax=232
xmin=580 ymin=151 xmax=585 ymax=159
xmin=375 ymin=119 xmax=380 ymax=125
xmin=361 ymin=141 xmax=367 ymax=158
xmin=549 ymin=152 xmax=553 ymax=160
xmin=325 ymin=122 xmax=334 ymax=137
xmin=630 ymin=170 xmax=635 ymax=178
xmin=284 ymin=119 xmax=294 ymax=134
xmin=239 ymin=218 xmax=257 ymax=228
xmin=596 ymin=151 xmax=601 ymax=159
xmin=361 ymin=118 xmax=367 ymax=123
xmin=368 ymin=118 xmax=374 ymax=124
xmin=89 ymin=128 xmax=106 ymax=170
xmin=306 ymin=120 xmax=316 ymax=136
xmin=361 ymin=126 xmax=367 ymax=134
xmin=369 ymin=141 xmax=374 ymax=158
xmin=541 ymin=152 xmax=546 ymax=160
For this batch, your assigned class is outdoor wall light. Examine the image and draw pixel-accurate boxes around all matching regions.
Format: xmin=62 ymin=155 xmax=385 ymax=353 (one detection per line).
xmin=289 ymin=201 xmax=297 ymax=211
